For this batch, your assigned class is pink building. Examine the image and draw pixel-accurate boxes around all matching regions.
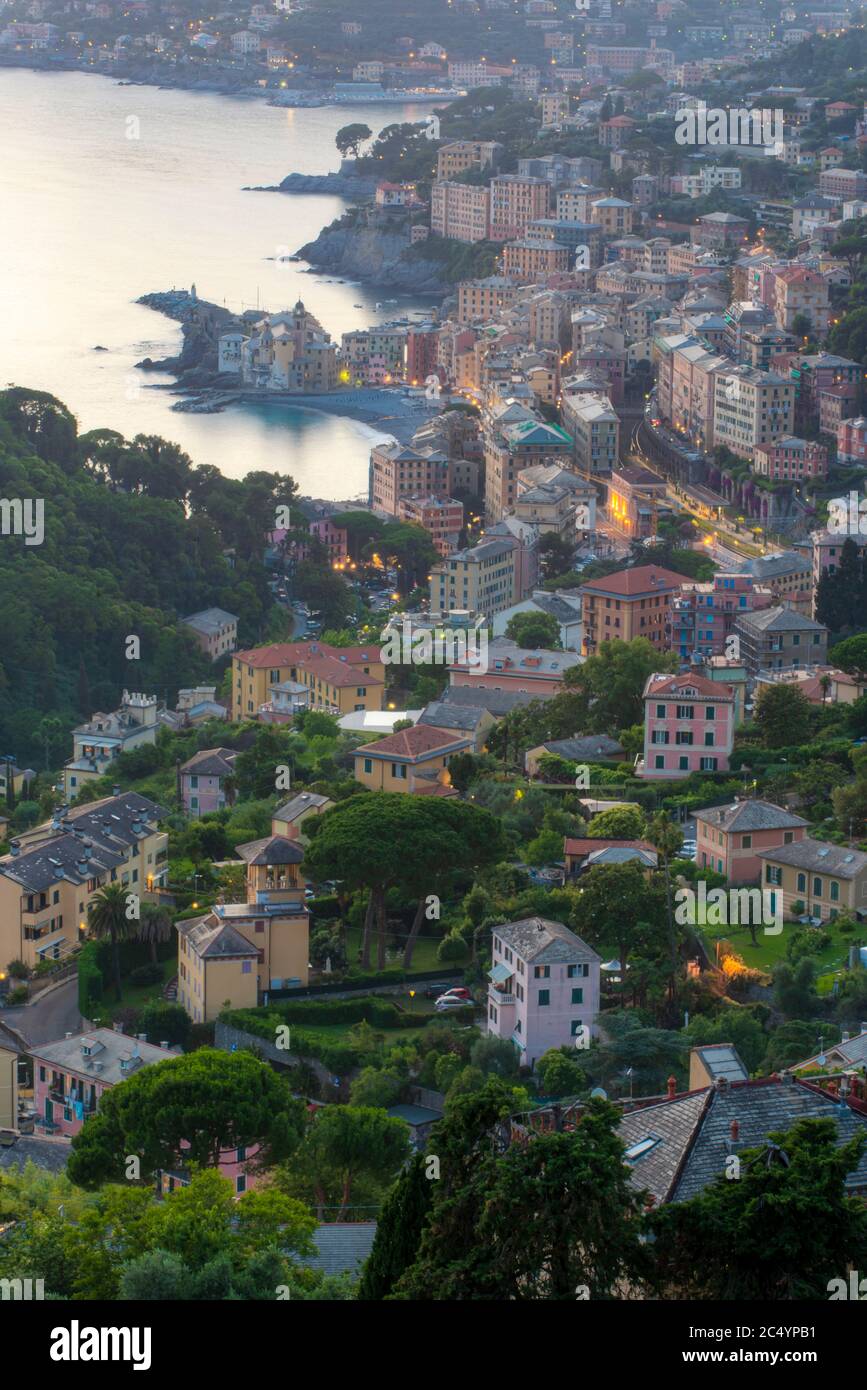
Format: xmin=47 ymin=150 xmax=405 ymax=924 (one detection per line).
xmin=179 ymin=747 xmax=238 ymax=818
xmin=32 ymin=1027 xmax=180 ymax=1139
xmin=753 ymin=435 xmax=828 ymax=481
xmin=638 ymin=671 xmax=735 ymax=779
xmin=487 ymin=917 xmax=601 ymax=1068
xmin=449 ymin=639 xmax=582 ymax=697
xmin=309 ymin=518 xmax=349 ymax=564
xmin=694 ymin=799 xmax=809 ymax=883
xmin=838 ymin=415 xmax=867 ymax=464
xmin=397 ymin=495 xmax=464 ymax=556
xmin=669 ymin=573 xmax=771 ymax=663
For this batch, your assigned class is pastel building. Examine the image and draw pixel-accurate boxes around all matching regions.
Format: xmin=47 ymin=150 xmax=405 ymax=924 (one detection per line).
xmin=231 ymin=641 xmax=385 ymax=720
xmin=487 ymin=917 xmax=601 ymax=1068
xmin=449 ymin=637 xmax=582 ymax=697
xmin=63 ymin=690 xmax=160 ymax=800
xmin=181 ymin=608 xmax=238 ymax=662
xmin=578 ymin=565 xmax=685 ymax=657
xmin=179 ymin=747 xmax=238 ymax=818
xmin=758 ymin=840 xmax=867 ymax=923
xmin=177 ymin=834 xmax=310 ymax=1021
xmin=271 ymin=792 xmax=334 ymax=841
xmin=353 ymin=725 xmax=469 ymax=796
xmin=695 ymin=799 xmax=809 ymax=883
xmin=31 ymin=1027 xmax=179 ymax=1138
xmin=0 ymin=792 xmax=167 ymax=969
xmin=637 ymin=672 xmax=735 ymax=780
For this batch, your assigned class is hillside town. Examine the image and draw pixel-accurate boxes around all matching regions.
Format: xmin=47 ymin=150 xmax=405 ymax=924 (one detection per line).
xmin=4 ymin=0 xmax=867 ymax=1330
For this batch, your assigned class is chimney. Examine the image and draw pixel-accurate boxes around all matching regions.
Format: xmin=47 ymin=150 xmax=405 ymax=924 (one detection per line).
xmin=842 ymin=1031 xmax=851 ymax=1043
xmin=9 ymin=840 xmax=19 ymax=857
xmin=715 ymin=1076 xmax=729 ymax=1091
xmin=112 ymin=785 xmax=121 ymax=797
xmin=730 ymin=1119 xmax=739 ymax=1143
xmin=113 ymin=1021 xmax=123 ymax=1033
xmin=666 ymin=1075 xmax=677 ymax=1099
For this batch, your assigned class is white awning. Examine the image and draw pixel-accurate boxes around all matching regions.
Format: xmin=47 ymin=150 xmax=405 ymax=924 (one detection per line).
xmin=488 ymin=963 xmax=511 ymax=984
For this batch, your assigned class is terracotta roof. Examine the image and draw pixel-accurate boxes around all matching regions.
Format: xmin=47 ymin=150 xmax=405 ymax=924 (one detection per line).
xmin=644 ymin=671 xmax=734 ymax=700
xmin=354 ymin=724 xmax=471 ymax=760
xmin=234 ymin=641 xmax=380 ymax=669
xmin=564 ymin=837 xmax=657 ymax=858
xmin=579 ymin=564 xmax=685 ymax=598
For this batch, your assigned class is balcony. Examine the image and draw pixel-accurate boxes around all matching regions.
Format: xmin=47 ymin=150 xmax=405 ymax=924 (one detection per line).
xmin=488 ymin=983 xmax=515 ymax=1007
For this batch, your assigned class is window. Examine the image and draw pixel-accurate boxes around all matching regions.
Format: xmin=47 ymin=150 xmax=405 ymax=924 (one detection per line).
xmin=679 ymin=756 xmax=689 ymax=771
xmin=356 ymin=687 xmax=366 ymax=697
xmin=676 ymin=704 xmax=695 ymax=719
xmin=741 ymin=835 xmax=752 ymax=849
xmin=813 ymin=877 xmax=823 ymax=897
xmin=391 ymin=763 xmax=407 ymax=780
xmin=830 ymin=881 xmax=840 ymax=902
xmin=538 ymin=989 xmax=550 ymax=1006
xmin=533 ymin=965 xmax=550 ymax=978
xmin=571 ymin=987 xmax=584 ymax=1004
xmin=624 ymin=1135 xmax=661 ymax=1162
xmin=242 ymin=961 xmax=252 ymax=974
xmin=797 ymin=872 xmax=806 ymax=893
xmin=567 ymin=963 xmax=588 ymax=978
xmin=704 ymin=732 xmax=715 ymax=746
xmin=236 ymin=1175 xmax=247 ymax=1194
xmin=655 ymin=755 xmax=665 ymax=768
xmin=766 ymin=865 xmax=782 ymax=886
xmin=363 ymin=758 xmax=373 ymax=774
xmin=655 ymin=704 xmax=666 ymax=718
xmin=784 ymin=831 xmax=794 ymax=844
xmin=705 ymin=706 xmax=715 ymax=720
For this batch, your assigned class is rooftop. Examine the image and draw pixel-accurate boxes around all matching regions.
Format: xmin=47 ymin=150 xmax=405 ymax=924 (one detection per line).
xmin=694 ymin=799 xmax=809 ymax=834
xmin=492 ymin=917 xmax=601 ymax=966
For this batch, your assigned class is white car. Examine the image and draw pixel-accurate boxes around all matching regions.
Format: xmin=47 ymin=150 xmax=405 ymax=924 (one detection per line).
xmin=680 ymin=841 xmax=697 ymax=859
xmin=434 ymin=994 xmax=473 ymax=1013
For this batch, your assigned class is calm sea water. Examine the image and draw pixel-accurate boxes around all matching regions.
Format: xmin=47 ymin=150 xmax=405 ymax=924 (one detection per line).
xmin=0 ymin=68 xmax=438 ymax=496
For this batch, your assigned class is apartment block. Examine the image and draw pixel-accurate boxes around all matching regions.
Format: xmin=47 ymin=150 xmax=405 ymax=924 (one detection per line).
xmin=489 ymin=174 xmax=551 ymax=242
xmin=430 ymin=536 xmax=517 ymax=621
xmin=431 ymin=180 xmax=490 ymax=243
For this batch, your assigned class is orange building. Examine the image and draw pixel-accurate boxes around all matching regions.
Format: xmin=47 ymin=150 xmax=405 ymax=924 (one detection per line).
xmin=578 ymin=564 xmax=685 ymax=656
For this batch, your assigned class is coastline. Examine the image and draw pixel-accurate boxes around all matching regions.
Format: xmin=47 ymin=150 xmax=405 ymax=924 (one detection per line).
xmin=171 ymin=386 xmax=442 ymax=444
xmin=0 ymin=55 xmax=455 ymax=110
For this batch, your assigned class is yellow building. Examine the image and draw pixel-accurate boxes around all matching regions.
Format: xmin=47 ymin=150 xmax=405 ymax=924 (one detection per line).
xmin=231 ymin=641 xmax=385 ymax=721
xmin=0 ymin=793 xmax=168 ymax=969
xmin=176 ymin=834 xmax=310 ymax=1023
xmin=0 ymin=1042 xmax=18 ymax=1132
xmin=353 ymin=724 xmax=471 ymax=795
xmin=757 ymin=840 xmax=867 ymax=924
xmin=271 ymin=792 xmax=334 ymax=841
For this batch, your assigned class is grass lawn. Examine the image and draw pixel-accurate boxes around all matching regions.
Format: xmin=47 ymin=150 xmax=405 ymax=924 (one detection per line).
xmin=699 ymin=917 xmax=857 ymax=981
xmin=96 ymin=957 xmax=176 ymax=1024
xmin=285 ymin=990 xmax=474 ymax=1048
xmin=343 ymin=927 xmax=444 ymax=974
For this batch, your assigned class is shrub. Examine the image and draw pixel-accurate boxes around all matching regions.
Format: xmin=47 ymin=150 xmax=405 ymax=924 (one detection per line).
xmin=6 ymin=986 xmax=28 ymax=1005
xmin=7 ymin=959 xmax=28 ymax=981
xmin=137 ymin=1002 xmax=192 ymax=1048
xmin=128 ymin=963 xmax=164 ymax=987
xmin=437 ymin=932 xmax=469 ymax=963
xmin=78 ymin=941 xmax=103 ymax=1017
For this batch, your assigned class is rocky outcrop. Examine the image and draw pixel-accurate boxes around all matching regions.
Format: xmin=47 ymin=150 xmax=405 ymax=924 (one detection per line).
xmin=135 ymin=290 xmax=239 ymax=381
xmin=249 ymin=170 xmax=379 ymax=198
xmin=297 ymin=223 xmax=447 ymax=292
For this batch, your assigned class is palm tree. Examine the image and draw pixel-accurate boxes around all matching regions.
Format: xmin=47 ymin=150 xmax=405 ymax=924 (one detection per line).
xmin=136 ymin=902 xmax=173 ymax=965
xmin=819 ymin=673 xmax=832 ymax=705
xmin=87 ymin=882 xmax=132 ymax=1001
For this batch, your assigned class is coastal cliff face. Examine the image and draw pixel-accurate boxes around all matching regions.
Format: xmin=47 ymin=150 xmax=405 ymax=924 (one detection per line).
xmin=297 ymin=223 xmax=448 ymax=292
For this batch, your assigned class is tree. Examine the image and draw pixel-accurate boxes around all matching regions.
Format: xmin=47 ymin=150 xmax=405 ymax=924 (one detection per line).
xmin=586 ymin=805 xmax=646 ymax=840
xmin=303 ymin=795 xmax=505 ymax=970
xmin=571 ymin=863 xmax=667 ymax=992
xmin=537 ymin=532 xmax=577 ymax=581
xmin=335 ymin=123 xmax=372 ymax=158
xmin=525 ymin=827 xmax=563 ymax=865
xmin=349 ymin=1067 xmax=403 ymax=1109
xmin=565 ymin=638 xmax=678 ymax=733
xmin=396 ymin=1087 xmax=649 ymax=1300
xmin=67 ymin=1049 xmax=306 ymax=1187
xmin=87 ymin=882 xmax=134 ymax=1001
xmin=773 ymin=958 xmax=820 ymax=1020
xmin=535 ymin=1048 xmax=586 ymax=1097
xmin=830 ymin=632 xmax=867 ymax=678
xmin=646 ymin=810 xmax=684 ymax=988
xmin=469 ymin=1035 xmax=520 ymax=1079
xmin=136 ymin=901 xmax=173 ymax=964
xmin=651 ymin=1118 xmax=867 ymax=1299
xmin=505 ymin=611 xmax=561 ymax=649
xmin=585 ymin=1011 xmax=687 ymax=1095
xmin=298 ymin=1106 xmax=410 ymax=1217
xmin=357 ymin=1153 xmax=433 ymax=1301
xmin=832 ymin=777 xmax=867 ymax=837
xmin=753 ymin=682 xmax=811 ymax=749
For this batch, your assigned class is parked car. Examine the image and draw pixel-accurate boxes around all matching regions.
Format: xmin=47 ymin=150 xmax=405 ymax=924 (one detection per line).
xmin=435 ymin=994 xmax=474 ymax=1013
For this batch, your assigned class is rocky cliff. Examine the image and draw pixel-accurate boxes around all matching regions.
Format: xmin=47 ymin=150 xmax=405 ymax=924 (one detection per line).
xmin=249 ymin=170 xmax=379 ymax=198
xmin=296 ymin=223 xmax=448 ymax=292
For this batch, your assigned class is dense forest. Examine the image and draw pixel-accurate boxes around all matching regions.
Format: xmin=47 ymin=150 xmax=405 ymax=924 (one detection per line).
xmin=0 ymin=389 xmax=298 ymax=767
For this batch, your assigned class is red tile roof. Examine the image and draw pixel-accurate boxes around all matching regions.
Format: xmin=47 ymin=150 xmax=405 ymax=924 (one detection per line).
xmin=235 ymin=641 xmax=381 ymax=670
xmin=644 ymin=672 xmax=734 ymax=700
xmin=354 ymin=724 xmax=470 ymax=759
xmin=579 ymin=564 xmax=686 ymax=598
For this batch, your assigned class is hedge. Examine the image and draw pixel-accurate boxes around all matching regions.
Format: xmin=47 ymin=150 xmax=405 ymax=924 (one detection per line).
xmin=78 ymin=942 xmax=103 ymax=1018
